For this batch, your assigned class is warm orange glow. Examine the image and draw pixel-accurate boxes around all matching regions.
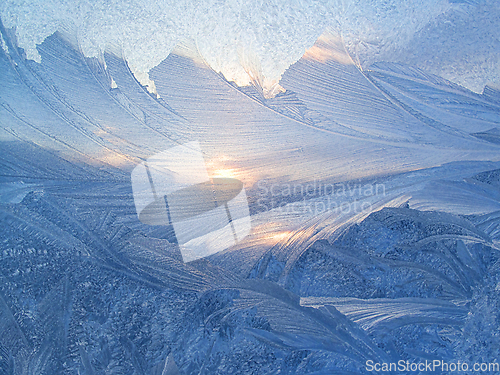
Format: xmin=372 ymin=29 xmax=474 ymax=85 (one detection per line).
xmin=303 ymin=33 xmax=353 ymax=65
xmin=211 ymin=168 xmax=238 ymax=179
xmin=205 ymin=155 xmax=260 ymax=186
xmin=265 ymin=230 xmax=293 ymax=242
xmin=206 ymin=155 xmax=240 ymax=179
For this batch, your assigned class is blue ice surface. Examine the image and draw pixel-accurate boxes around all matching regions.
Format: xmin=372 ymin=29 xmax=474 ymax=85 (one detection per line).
xmin=1 ymin=20 xmax=500 ymax=375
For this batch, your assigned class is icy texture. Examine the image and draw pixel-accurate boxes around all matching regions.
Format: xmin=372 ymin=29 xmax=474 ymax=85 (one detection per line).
xmin=1 ymin=15 xmax=500 ymax=374
xmin=390 ymin=0 xmax=500 ymax=93
xmin=3 ymin=0 xmax=493 ymax=95
xmin=1 ymin=174 xmax=499 ymax=372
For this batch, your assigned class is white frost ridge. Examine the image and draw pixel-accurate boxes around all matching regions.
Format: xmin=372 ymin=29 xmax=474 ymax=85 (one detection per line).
xmin=0 ymin=0 xmax=469 ymax=93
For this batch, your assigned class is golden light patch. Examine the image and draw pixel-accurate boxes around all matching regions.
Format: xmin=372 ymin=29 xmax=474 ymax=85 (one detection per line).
xmin=303 ymin=33 xmax=354 ymax=65
xmin=269 ymin=230 xmax=293 ymax=242
xmin=211 ymin=168 xmax=238 ymax=179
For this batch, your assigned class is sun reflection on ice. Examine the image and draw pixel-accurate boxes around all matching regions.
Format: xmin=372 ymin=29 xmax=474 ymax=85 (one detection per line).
xmin=206 ymin=155 xmax=244 ymax=180
xmin=211 ymin=168 xmax=238 ymax=179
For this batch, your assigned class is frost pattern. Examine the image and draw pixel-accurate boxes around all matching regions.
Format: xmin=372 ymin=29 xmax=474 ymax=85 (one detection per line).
xmin=1 ymin=10 xmax=500 ymax=373
xmin=0 ymin=0 xmax=462 ymax=93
